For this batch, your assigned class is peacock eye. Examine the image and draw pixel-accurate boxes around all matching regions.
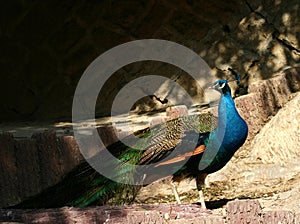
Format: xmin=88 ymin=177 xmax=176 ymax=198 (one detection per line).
xmin=219 ymin=82 xmax=226 ymax=89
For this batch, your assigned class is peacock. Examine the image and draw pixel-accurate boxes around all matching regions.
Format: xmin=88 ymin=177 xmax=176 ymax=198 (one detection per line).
xmin=14 ymin=76 xmax=248 ymax=209
xmin=150 ymin=78 xmax=248 ymax=208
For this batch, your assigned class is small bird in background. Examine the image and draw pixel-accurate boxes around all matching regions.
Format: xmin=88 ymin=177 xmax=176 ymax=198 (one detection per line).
xmin=14 ymin=74 xmax=248 ymax=209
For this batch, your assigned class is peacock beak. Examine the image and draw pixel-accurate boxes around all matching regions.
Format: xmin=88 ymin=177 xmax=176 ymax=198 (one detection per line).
xmin=209 ymin=82 xmax=218 ymax=90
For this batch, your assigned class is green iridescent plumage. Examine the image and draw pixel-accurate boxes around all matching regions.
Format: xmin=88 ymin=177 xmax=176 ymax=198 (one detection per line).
xmin=70 ymin=112 xmax=218 ymax=207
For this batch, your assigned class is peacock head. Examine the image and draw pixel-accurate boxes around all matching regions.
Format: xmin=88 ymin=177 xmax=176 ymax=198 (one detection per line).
xmin=211 ymin=80 xmax=231 ymax=95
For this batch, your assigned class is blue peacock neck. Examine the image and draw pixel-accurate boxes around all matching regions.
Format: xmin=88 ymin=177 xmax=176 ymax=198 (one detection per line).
xmin=217 ymin=91 xmax=237 ymax=133
xmin=200 ymin=88 xmax=248 ymax=174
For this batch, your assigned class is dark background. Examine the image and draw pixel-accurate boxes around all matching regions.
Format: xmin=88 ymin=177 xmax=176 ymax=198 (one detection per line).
xmin=1 ymin=0 xmax=299 ymax=121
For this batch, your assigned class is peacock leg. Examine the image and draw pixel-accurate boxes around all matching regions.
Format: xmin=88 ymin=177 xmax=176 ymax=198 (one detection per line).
xmin=196 ymin=173 xmax=208 ymax=209
xmin=170 ymin=181 xmax=181 ymax=204
xmin=198 ymin=188 xmax=206 ymax=209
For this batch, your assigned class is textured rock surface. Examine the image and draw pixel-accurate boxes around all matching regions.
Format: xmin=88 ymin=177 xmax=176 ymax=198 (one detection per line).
xmin=0 ymin=132 xmax=83 ymax=207
xmin=249 ymin=93 xmax=300 ymax=164
xmin=0 ymin=204 xmax=218 ymax=224
xmin=0 ymin=200 xmax=298 ymax=223
xmin=235 ymin=66 xmax=300 ymax=138
xmin=1 ymin=0 xmax=299 ymax=121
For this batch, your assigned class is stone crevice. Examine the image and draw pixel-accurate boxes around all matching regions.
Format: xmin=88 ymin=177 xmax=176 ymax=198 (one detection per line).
xmin=245 ymin=0 xmax=300 ymax=55
xmin=275 ymin=36 xmax=300 ymax=54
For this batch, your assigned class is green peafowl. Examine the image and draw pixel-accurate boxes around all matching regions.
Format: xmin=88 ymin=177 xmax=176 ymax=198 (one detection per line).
xmin=14 ymin=77 xmax=248 ymax=209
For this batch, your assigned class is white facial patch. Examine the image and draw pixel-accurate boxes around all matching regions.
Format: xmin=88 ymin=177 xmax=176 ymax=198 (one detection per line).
xmin=219 ymin=82 xmax=226 ymax=89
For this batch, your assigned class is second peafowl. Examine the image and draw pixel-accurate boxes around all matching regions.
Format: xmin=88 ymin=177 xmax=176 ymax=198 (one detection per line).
xmin=15 ymin=77 xmax=248 ymax=209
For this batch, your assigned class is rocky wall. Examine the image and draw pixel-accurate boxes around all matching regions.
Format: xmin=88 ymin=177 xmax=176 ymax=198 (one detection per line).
xmin=0 ymin=200 xmax=298 ymax=223
xmin=1 ymin=0 xmax=299 ymax=121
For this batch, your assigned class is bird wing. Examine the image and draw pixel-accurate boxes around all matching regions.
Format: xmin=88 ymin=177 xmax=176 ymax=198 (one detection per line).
xmin=137 ymin=112 xmax=217 ymax=165
xmin=154 ymin=144 xmax=206 ymax=167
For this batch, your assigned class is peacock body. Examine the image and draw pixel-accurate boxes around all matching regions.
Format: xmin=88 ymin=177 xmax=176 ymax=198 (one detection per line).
xmin=68 ymin=80 xmax=248 ymax=207
xmin=14 ymin=79 xmax=248 ymax=209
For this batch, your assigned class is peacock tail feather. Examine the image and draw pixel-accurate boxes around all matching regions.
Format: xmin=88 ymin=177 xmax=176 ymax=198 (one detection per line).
xmin=70 ymin=112 xmax=218 ymax=207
